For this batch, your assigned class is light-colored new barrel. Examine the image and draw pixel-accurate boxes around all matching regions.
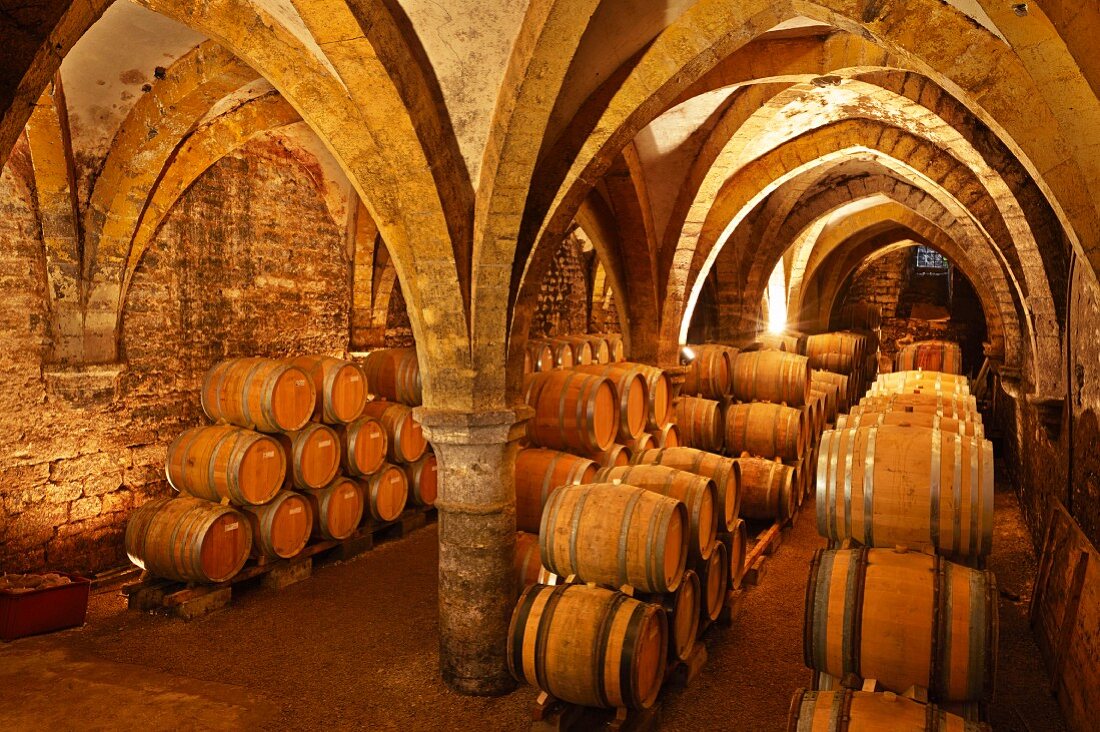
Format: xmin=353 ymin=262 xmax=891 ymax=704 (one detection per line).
xmin=725 ymin=402 xmax=806 ymax=462
xmin=125 ymin=496 xmax=252 ymax=583
xmin=839 ymin=411 xmax=984 ymax=439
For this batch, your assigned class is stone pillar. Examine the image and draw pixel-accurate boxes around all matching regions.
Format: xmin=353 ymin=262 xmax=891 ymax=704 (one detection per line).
xmin=413 ymin=406 xmax=532 ymax=695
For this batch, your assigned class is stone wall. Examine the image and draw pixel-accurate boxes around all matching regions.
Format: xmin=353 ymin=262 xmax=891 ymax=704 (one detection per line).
xmin=0 ymin=137 xmax=350 ymax=574
xmin=532 ymin=233 xmax=589 ymax=338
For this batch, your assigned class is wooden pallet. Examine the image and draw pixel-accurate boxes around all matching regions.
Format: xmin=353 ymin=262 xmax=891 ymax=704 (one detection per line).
xmin=741 ymin=521 xmax=784 ymax=587
xmin=123 ymin=505 xmax=436 ymax=619
xmin=664 ymin=640 xmax=708 ymax=688
xmin=531 ymin=692 xmax=660 ymax=732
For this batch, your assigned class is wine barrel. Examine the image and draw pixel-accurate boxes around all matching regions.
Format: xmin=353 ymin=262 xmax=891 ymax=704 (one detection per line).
xmin=166 ymin=425 xmax=285 ymax=506
xmin=403 ymin=453 xmax=438 ymax=507
xmin=360 ymin=401 xmax=428 ymax=463
xmin=514 ymin=531 xmax=543 ymax=595
xmin=625 ymin=432 xmax=655 ymax=453
xmin=835 ymin=302 xmax=882 ymax=331
xmin=786 ymin=459 xmax=805 ymax=509
xmin=674 ymin=396 xmax=724 ymax=453
xmin=812 ymin=370 xmax=850 ymax=412
xmin=727 ymin=519 xmax=747 ymax=590
xmin=787 ymin=688 xmax=991 ymax=732
xmin=241 ymin=490 xmax=312 ymax=560
xmin=694 ymin=539 xmax=728 ymax=623
xmin=362 ymin=463 xmax=408 ymax=521
xmin=896 ymin=340 xmax=964 ymax=375
xmin=872 ymin=370 xmax=970 ymax=396
xmin=816 ymin=425 xmax=994 ymax=558
xmin=652 ymin=423 xmax=680 ymax=448
xmin=731 ymin=350 xmax=812 ymax=407
xmin=547 ymin=340 xmax=575 ymax=368
xmin=596 ymin=464 xmax=719 ymax=563
xmin=804 ymin=548 xmax=997 ymax=702
xmin=275 ymin=422 xmax=341 ymax=491
xmin=681 ymin=345 xmax=732 ymax=399
xmin=574 ymin=363 xmax=650 ymax=441
xmin=734 ymin=456 xmax=796 ymax=522
xmin=525 ymin=341 xmax=555 ymax=373
xmin=638 ymin=570 xmax=700 ymax=663
xmin=586 ymin=444 xmax=632 ymax=469
xmin=811 ymin=385 xmax=839 ymax=424
xmin=554 ymin=336 xmax=594 ymax=365
xmin=301 ymin=477 xmax=364 ymax=540
xmin=125 ymin=496 xmax=252 ymax=583
xmin=725 ymin=402 xmax=805 ymax=462
xmin=856 ymin=393 xmax=978 ymax=421
xmin=201 ymin=357 xmax=315 ymax=433
xmin=600 ymin=363 xmax=671 ymax=429
xmin=540 ymin=483 xmax=688 ymax=593
xmin=289 ymin=355 xmax=367 ymax=424
xmin=584 ymin=335 xmax=612 ymax=364
xmin=756 ymin=331 xmax=808 ymax=354
xmin=806 ymin=332 xmax=865 ymax=374
xmin=632 ymin=447 xmax=739 ymax=531
xmin=515 ymin=448 xmax=599 ymax=533
xmin=508 ymin=584 xmax=668 ymax=709
xmin=605 ymin=334 xmax=626 ymax=362
xmin=523 ymin=371 xmax=619 ymax=453
xmin=839 ymin=411 xmax=984 ymax=439
xmin=336 ymin=415 xmax=388 ymax=477
xmin=362 ymin=348 xmax=422 ymax=406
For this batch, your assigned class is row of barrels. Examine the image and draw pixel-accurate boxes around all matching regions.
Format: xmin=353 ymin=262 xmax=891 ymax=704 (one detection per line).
xmin=793 ymin=360 xmax=997 ymax=729
xmin=525 ymin=333 xmax=626 ymax=373
xmin=895 ymin=339 xmax=964 ymax=375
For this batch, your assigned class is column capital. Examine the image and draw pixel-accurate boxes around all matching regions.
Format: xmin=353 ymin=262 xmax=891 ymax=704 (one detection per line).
xmin=413 ymin=405 xmax=533 ymax=446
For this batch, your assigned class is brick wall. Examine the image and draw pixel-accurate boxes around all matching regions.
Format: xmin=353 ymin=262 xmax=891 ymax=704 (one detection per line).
xmin=0 ymin=137 xmax=350 ymax=574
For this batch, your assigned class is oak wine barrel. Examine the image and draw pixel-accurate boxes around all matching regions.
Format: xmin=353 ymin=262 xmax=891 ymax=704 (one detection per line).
xmin=896 ymin=340 xmax=964 ymax=375
xmin=872 ymin=370 xmax=970 ymax=395
xmin=805 ymin=332 xmax=866 ymax=374
xmin=403 ymin=453 xmax=438 ymax=507
xmin=834 ymin=302 xmax=882 ymax=331
xmin=839 ymin=411 xmax=984 ymax=439
xmin=597 ymin=464 xmax=719 ymax=563
xmin=734 ymin=456 xmax=796 ymax=522
xmin=602 ymin=362 xmax=671 ymax=429
xmin=756 ymin=331 xmax=807 ymax=354
xmin=816 ymin=424 xmax=994 ymax=558
xmin=632 ymin=446 xmax=740 ymax=531
xmin=360 ymin=401 xmax=428 ymax=463
xmin=804 ymin=548 xmax=997 ymax=702
xmin=275 ymin=422 xmax=341 ymax=491
xmin=586 ymin=444 xmax=632 ymax=469
xmin=301 ymin=477 xmax=364 ymax=540
xmin=241 ymin=490 xmax=312 ymax=560
xmin=125 ymin=496 xmax=252 ymax=583
xmin=652 ymin=423 xmax=680 ymax=448
xmin=638 ymin=569 xmax=700 ymax=663
xmin=523 ymin=371 xmax=619 ymax=453
xmin=515 ymin=448 xmax=599 ymax=533
xmin=289 ymin=355 xmax=367 ymax=424
xmin=625 ymin=432 xmax=655 ymax=453
xmin=604 ymin=334 xmax=626 ymax=362
xmin=361 ymin=348 xmax=422 ymax=405
xmin=336 ymin=415 xmax=388 ymax=477
xmin=583 ymin=335 xmax=612 ymax=364
xmin=574 ymin=362 xmax=650 ymax=441
xmin=201 ymin=357 xmax=315 ymax=433
xmin=724 ymin=402 xmax=805 ymax=462
xmin=166 ymin=424 xmax=285 ymax=506
xmin=525 ymin=341 xmax=555 ymax=373
xmin=547 ymin=340 xmax=575 ymax=368
xmin=674 ymin=396 xmax=724 ymax=453
xmin=787 ymin=688 xmax=990 ymax=732
xmin=513 ymin=531 xmax=544 ymax=596
xmin=812 ymin=370 xmax=850 ymax=412
xmin=362 ymin=463 xmax=409 ymax=521
xmin=508 ymin=584 xmax=668 ymax=709
xmin=681 ymin=345 xmax=732 ymax=399
xmin=694 ymin=538 xmax=728 ymax=623
xmin=731 ymin=350 xmax=812 ymax=407
xmin=811 ymin=384 xmax=839 ymax=424
xmin=856 ymin=393 xmax=978 ymax=421
xmin=539 ymin=483 xmax=688 ymax=593
xmin=554 ymin=336 xmax=594 ymax=365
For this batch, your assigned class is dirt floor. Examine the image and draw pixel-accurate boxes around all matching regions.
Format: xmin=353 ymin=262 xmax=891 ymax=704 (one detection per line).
xmin=0 ymin=477 xmax=1070 ymax=731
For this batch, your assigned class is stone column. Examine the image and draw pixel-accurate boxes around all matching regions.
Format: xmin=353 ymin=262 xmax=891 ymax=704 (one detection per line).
xmin=413 ymin=406 xmax=532 ymax=695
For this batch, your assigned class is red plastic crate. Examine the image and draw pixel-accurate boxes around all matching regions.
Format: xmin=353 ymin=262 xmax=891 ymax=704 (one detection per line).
xmin=0 ymin=573 xmax=91 ymax=641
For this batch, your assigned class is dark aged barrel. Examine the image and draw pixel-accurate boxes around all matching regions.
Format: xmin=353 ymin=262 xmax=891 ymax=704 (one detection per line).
xmin=638 ymin=569 xmax=700 ymax=663
xmin=786 ymin=688 xmax=991 ymax=732
xmin=289 ymin=355 xmax=368 ymax=424
xmin=508 ymin=584 xmax=668 ymax=709
xmin=694 ymin=539 xmax=728 ymax=623
xmin=166 ymin=424 xmax=286 ymax=506
xmin=241 ymin=490 xmax=312 ymax=560
xmin=125 ymin=497 xmax=252 ymax=583
xmin=816 ymin=425 xmax=994 ymax=558
xmin=731 ymin=350 xmax=812 ymax=407
xmin=513 ymin=531 xmax=543 ymax=596
xmin=681 ymin=345 xmax=732 ymax=399
xmin=597 ymin=464 xmax=719 ymax=563
xmin=201 ymin=357 xmax=316 ymax=433
xmin=301 ymin=477 xmax=364 ymax=540
xmin=872 ymin=370 xmax=970 ymax=396
xmin=674 ymin=396 xmax=724 ymax=453
xmin=361 ymin=348 xmax=422 ymax=405
xmin=525 ymin=341 xmax=555 ymax=373
xmin=734 ymin=456 xmax=796 ymax=523
xmin=539 ymin=483 xmax=688 ymax=593
xmin=804 ymin=548 xmax=998 ymax=702
xmin=724 ymin=402 xmax=805 ymax=462
xmin=574 ymin=362 xmax=650 ymax=441
xmin=523 ymin=371 xmax=619 ymax=453
xmin=275 ymin=422 xmax=341 ymax=491
xmin=403 ymin=453 xmax=438 ymax=507
xmin=360 ymin=401 xmax=428 ymax=464
xmin=514 ymin=448 xmax=598 ymax=533
xmin=896 ymin=340 xmax=964 ymax=375
xmin=632 ymin=447 xmax=739 ymax=532
xmin=839 ymin=411 xmax=984 ymax=439
xmin=813 ymin=370 xmax=850 ymax=412
xmin=335 ymin=415 xmax=388 ymax=477
xmin=361 ymin=463 xmax=409 ymax=522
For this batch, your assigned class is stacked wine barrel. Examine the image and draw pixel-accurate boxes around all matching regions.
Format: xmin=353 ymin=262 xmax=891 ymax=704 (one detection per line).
xmin=524 ymin=333 xmax=625 ymax=373
xmin=804 ymin=330 xmax=878 ymax=407
xmin=794 ymin=355 xmax=999 ymax=726
xmin=126 ymin=354 xmax=436 ymax=585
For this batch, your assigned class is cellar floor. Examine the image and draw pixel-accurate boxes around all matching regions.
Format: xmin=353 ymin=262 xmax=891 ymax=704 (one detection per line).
xmin=0 ymin=476 xmax=1068 ymax=731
